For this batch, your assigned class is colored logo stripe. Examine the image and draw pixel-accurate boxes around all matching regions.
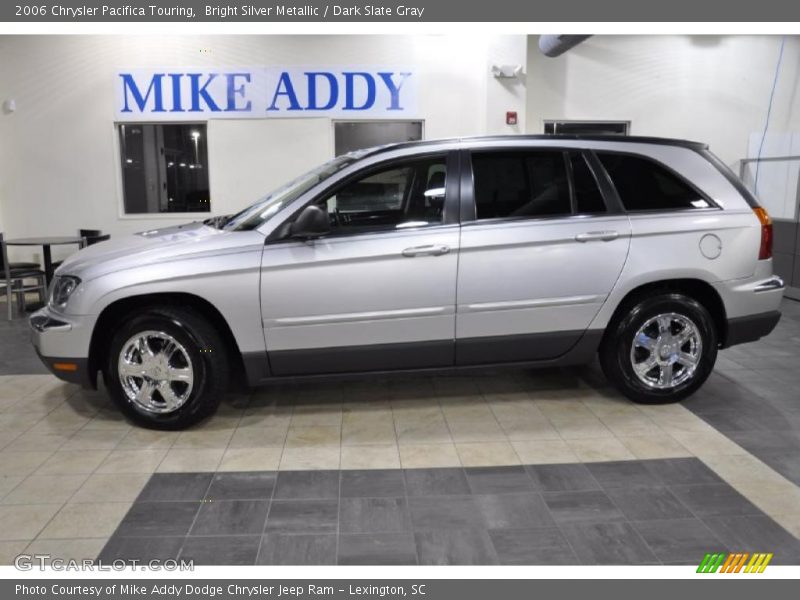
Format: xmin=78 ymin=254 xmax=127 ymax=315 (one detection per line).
xmin=697 ymin=552 xmax=773 ymax=573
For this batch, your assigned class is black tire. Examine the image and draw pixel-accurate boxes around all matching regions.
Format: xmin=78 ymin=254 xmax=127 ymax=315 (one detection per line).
xmin=106 ymin=307 xmax=229 ymax=429
xmin=599 ymin=292 xmax=717 ymax=404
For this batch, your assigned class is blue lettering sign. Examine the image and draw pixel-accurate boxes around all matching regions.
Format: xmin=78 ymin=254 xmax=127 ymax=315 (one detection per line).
xmin=343 ymin=72 xmax=376 ymax=110
xmin=267 ymin=72 xmax=302 ymax=111
xmin=119 ymin=73 xmax=166 ymax=113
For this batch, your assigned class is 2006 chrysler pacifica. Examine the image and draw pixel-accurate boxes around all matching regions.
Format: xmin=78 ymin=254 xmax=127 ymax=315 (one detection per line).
xmin=31 ymin=135 xmax=785 ymax=429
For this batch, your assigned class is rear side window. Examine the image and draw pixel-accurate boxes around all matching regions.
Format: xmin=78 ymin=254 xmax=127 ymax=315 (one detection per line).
xmin=597 ymin=153 xmax=711 ymax=211
xmin=570 ymin=152 xmax=606 ymax=214
xmin=472 ymin=152 xmax=571 ymax=219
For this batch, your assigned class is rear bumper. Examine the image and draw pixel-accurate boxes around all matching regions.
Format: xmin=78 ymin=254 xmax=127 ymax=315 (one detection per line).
xmin=724 ymin=310 xmax=781 ymax=348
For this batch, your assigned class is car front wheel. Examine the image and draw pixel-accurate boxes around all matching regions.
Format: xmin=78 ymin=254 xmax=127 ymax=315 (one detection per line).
xmin=599 ymin=293 xmax=717 ymax=404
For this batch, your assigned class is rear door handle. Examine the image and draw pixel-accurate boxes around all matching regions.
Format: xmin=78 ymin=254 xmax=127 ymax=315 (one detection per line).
xmin=401 ymin=244 xmax=451 ymax=257
xmin=575 ymin=230 xmax=619 ymax=243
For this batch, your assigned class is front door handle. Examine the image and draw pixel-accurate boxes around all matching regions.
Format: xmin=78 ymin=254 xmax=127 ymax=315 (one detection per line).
xmin=401 ymin=244 xmax=451 ymax=257
xmin=575 ymin=230 xmax=619 ymax=243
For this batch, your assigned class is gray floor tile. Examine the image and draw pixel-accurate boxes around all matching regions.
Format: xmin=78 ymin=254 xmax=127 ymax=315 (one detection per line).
xmin=205 ymin=472 xmax=276 ymax=501
xmin=415 ymin=529 xmax=498 ymax=565
xmin=99 ymin=535 xmax=183 ymax=563
xmin=257 ymin=534 xmax=336 ymax=565
xmin=338 ymin=532 xmax=418 ymax=565
xmin=668 ymin=484 xmax=762 ymax=518
xmin=404 ymin=468 xmax=470 ymax=496
xmin=464 ymin=466 xmax=535 ymax=494
xmin=561 ymin=522 xmax=659 ymax=565
xmin=526 ymin=463 xmax=600 ymax=492
xmin=339 ymin=497 xmax=410 ymax=534
xmin=114 ymin=502 xmax=200 ymax=537
xmin=190 ymin=500 xmax=270 ymax=536
xmin=586 ymin=461 xmax=661 ymax=489
xmin=542 ymin=490 xmax=625 ymax=525
xmin=632 ymin=518 xmax=729 ymax=564
xmin=136 ymin=473 xmax=213 ymax=502
xmin=606 ymin=487 xmax=694 ymax=521
xmin=340 ymin=469 xmax=405 ymax=498
xmin=273 ymin=471 xmax=339 ymax=500
xmin=641 ymin=458 xmax=723 ymax=486
xmin=180 ymin=535 xmax=260 ymax=565
xmin=474 ymin=493 xmax=555 ymax=529
xmin=408 ymin=495 xmax=483 ymax=530
xmin=265 ymin=499 xmax=339 ymax=534
xmin=488 ymin=528 xmax=579 ymax=565
xmin=703 ymin=515 xmax=800 ymax=564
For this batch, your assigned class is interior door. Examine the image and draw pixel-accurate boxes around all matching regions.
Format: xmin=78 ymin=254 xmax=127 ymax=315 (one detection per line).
xmin=260 ymin=152 xmax=460 ymax=376
xmin=455 ymin=149 xmax=631 ymax=364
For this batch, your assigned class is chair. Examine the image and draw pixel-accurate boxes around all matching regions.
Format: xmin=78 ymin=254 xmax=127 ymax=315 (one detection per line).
xmin=1 ymin=239 xmax=46 ymax=321
xmin=0 ymin=233 xmax=40 ymax=270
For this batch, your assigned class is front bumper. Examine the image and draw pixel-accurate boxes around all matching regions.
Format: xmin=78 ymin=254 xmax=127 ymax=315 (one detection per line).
xmin=30 ymin=307 xmax=95 ymax=388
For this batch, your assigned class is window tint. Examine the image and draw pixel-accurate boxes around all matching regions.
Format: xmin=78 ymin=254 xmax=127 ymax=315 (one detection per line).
xmin=472 ymin=152 xmax=571 ymax=219
xmin=570 ymin=153 xmax=606 ymax=214
xmin=318 ymin=157 xmax=447 ymax=233
xmin=597 ymin=153 xmax=711 ymax=211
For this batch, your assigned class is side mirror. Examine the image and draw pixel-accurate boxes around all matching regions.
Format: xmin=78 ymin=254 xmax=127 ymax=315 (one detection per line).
xmin=290 ymin=205 xmax=330 ymax=239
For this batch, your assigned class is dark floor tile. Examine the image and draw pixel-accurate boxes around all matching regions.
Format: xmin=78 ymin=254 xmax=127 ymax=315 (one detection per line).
xmin=488 ymin=528 xmax=578 ymax=565
xmin=205 ymin=472 xmax=276 ymax=501
xmin=136 ymin=473 xmax=213 ymax=502
xmin=606 ymin=486 xmax=693 ymax=521
xmin=542 ymin=490 xmax=625 ymax=525
xmin=404 ymin=468 xmax=470 ymax=496
xmin=115 ymin=502 xmax=200 ymax=537
xmin=340 ymin=469 xmax=405 ymax=498
xmin=464 ymin=465 xmax=535 ymax=494
xmin=257 ymin=534 xmax=337 ymax=565
xmin=190 ymin=500 xmax=270 ymax=536
xmin=98 ymin=535 xmax=184 ymax=563
xmin=474 ymin=493 xmax=555 ymax=529
xmin=755 ymin=451 xmax=800 ymax=486
xmin=561 ymin=522 xmax=659 ymax=565
xmin=408 ymin=495 xmax=482 ymax=530
xmin=265 ymin=499 xmax=339 ymax=534
xmin=339 ymin=497 xmax=410 ymax=534
xmin=526 ymin=463 xmax=599 ymax=492
xmin=273 ymin=471 xmax=339 ymax=499
xmin=641 ymin=458 xmax=723 ymax=486
xmin=586 ymin=461 xmax=661 ymax=489
xmin=632 ymin=518 xmax=729 ymax=565
xmin=728 ymin=430 xmax=800 ymax=455
xmin=703 ymin=515 xmax=800 ymax=565
xmin=179 ymin=535 xmax=260 ymax=565
xmin=415 ymin=529 xmax=498 ymax=565
xmin=669 ymin=484 xmax=762 ymax=518
xmin=338 ymin=532 xmax=418 ymax=565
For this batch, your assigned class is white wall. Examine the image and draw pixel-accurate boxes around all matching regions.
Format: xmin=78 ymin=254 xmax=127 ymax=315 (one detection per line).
xmin=0 ymin=34 xmax=526 ymax=262
xmin=526 ymin=35 xmax=800 ymax=168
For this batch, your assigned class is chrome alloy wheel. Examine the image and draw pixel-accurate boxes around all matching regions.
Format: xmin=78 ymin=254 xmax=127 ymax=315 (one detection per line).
xmin=629 ymin=313 xmax=702 ymax=390
xmin=117 ymin=330 xmax=194 ymax=414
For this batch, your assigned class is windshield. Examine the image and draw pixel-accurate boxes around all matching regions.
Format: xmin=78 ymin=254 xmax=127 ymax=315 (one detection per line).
xmin=223 ymin=155 xmax=359 ymax=231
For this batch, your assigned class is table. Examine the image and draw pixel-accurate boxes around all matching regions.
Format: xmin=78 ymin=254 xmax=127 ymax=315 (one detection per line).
xmin=3 ymin=236 xmax=86 ymax=285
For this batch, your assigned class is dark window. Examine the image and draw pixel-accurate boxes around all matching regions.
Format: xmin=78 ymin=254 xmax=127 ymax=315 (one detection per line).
xmin=570 ymin=153 xmax=606 ymax=214
xmin=545 ymin=121 xmax=629 ymax=135
xmin=472 ymin=152 xmax=571 ymax=220
xmin=317 ymin=157 xmax=447 ymax=233
xmin=597 ymin=153 xmax=710 ymax=211
xmin=334 ymin=121 xmax=423 ymax=156
xmin=119 ymin=123 xmax=210 ymax=214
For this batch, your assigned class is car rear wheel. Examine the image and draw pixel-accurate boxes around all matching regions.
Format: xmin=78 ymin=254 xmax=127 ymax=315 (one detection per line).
xmin=106 ymin=307 xmax=228 ymax=429
xmin=599 ymin=293 xmax=717 ymax=404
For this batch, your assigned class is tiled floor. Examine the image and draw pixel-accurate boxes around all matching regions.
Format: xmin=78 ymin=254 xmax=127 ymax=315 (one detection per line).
xmin=0 ymin=298 xmax=799 ymax=565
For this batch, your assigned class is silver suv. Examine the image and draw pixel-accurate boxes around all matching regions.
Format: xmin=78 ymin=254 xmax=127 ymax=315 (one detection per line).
xmin=31 ymin=135 xmax=785 ymax=429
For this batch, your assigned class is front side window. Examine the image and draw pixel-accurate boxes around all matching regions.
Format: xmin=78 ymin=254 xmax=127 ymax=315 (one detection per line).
xmin=597 ymin=153 xmax=711 ymax=211
xmin=316 ymin=157 xmax=447 ymax=233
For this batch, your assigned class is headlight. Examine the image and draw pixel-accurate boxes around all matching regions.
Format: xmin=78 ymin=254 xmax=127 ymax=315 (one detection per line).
xmin=49 ymin=276 xmax=81 ymax=310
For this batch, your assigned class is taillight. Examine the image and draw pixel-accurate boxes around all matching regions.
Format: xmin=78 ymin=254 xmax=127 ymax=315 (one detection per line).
xmin=753 ymin=207 xmax=773 ymax=260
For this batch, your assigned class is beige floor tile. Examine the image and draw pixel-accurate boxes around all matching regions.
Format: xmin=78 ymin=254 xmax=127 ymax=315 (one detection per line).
xmin=60 ymin=429 xmax=127 ymax=451
xmin=445 ymin=418 xmax=507 ymax=443
xmin=285 ymin=425 xmax=341 ymax=448
xmin=218 ymin=447 xmax=283 ymax=472
xmin=548 ymin=415 xmax=615 ymax=440
xmin=731 ymin=481 xmax=800 ymax=517
xmin=279 ymin=446 xmax=340 ymax=470
xmin=0 ymin=376 xmax=48 ymax=401
xmin=82 ymin=412 xmax=133 ymax=432
xmin=342 ymin=415 xmax=397 ymax=446
xmin=0 ymin=504 xmax=61 ymax=540
xmin=499 ymin=418 xmax=562 ymax=441
xmin=669 ymin=430 xmax=747 ymax=457
xmin=157 ymin=448 xmax=224 ymax=473
xmin=291 ymin=405 xmax=343 ymax=427
xmin=0 ymin=475 xmax=25 ymax=500
xmin=2 ymin=474 xmax=88 ymax=505
xmin=38 ymin=502 xmax=131 ymax=539
xmin=511 ymin=440 xmax=579 ymax=464
xmin=96 ymin=449 xmax=169 ymax=474
xmin=26 ymin=381 xmax=80 ymax=402
xmin=0 ymin=540 xmax=29 ymax=565
xmin=398 ymin=443 xmax=461 ymax=468
xmin=0 ymin=413 xmax=42 ymax=433
xmin=617 ymin=434 xmax=692 ymax=459
xmin=535 ymin=399 xmax=596 ymax=420
xmin=2 ymin=433 xmax=72 ymax=453
xmin=228 ymin=426 xmax=288 ymax=448
xmin=70 ymin=473 xmax=150 ymax=503
xmin=456 ymin=442 xmax=520 ymax=467
xmin=771 ymin=514 xmax=800 ymax=539
xmin=35 ymin=450 xmax=110 ymax=475
xmin=566 ymin=438 xmax=636 ymax=463
xmin=340 ymin=445 xmax=401 ymax=469
xmin=394 ymin=415 xmax=452 ymax=445
xmin=0 ymin=451 xmax=54 ymax=476
xmin=0 ymin=431 xmax=19 ymax=451
xmin=700 ymin=454 xmax=787 ymax=486
xmin=173 ymin=429 xmax=234 ymax=449
xmin=599 ymin=413 xmax=664 ymax=437
xmin=489 ymin=399 xmax=546 ymax=423
xmin=188 ymin=414 xmax=242 ymax=432
xmin=24 ymin=538 xmax=107 ymax=562
xmin=439 ymin=400 xmax=494 ymax=421
xmin=117 ymin=429 xmax=178 ymax=450
xmin=1 ymin=395 xmax=64 ymax=416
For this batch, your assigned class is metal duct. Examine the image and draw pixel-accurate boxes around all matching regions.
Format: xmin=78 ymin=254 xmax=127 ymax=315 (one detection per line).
xmin=538 ymin=35 xmax=592 ymax=57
